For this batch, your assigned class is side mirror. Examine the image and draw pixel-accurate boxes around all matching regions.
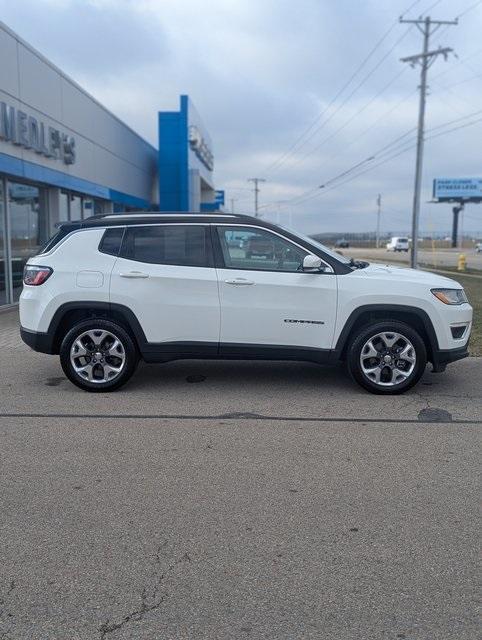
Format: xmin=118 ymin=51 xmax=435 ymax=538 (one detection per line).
xmin=302 ymin=254 xmax=324 ymax=272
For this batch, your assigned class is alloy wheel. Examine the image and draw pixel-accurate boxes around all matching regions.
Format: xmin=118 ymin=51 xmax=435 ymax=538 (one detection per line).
xmin=359 ymin=331 xmax=416 ymax=387
xmin=70 ymin=329 xmax=126 ymax=384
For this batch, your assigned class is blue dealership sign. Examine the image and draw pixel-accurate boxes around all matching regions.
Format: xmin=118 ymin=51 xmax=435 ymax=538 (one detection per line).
xmin=215 ymin=190 xmax=225 ymax=205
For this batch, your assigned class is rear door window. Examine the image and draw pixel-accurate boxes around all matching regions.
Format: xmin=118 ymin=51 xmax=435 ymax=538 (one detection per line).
xmin=120 ymin=225 xmax=211 ymax=267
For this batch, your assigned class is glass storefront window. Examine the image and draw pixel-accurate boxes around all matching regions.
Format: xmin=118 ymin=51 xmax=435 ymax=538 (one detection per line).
xmin=8 ymin=180 xmax=49 ymax=302
xmin=82 ymin=198 xmax=94 ymax=219
xmin=59 ymin=190 xmax=69 ymax=223
xmin=0 ymin=180 xmax=117 ymax=307
xmin=94 ymin=199 xmax=104 ymax=215
xmin=69 ymin=194 xmax=82 ymax=221
xmin=0 ymin=179 xmax=7 ymax=306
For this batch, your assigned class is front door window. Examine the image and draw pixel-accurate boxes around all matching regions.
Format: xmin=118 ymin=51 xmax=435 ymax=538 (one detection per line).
xmin=218 ymin=226 xmax=308 ymax=272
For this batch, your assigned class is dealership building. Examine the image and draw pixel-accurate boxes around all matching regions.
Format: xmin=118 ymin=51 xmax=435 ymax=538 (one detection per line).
xmin=0 ymin=20 xmax=221 ymax=307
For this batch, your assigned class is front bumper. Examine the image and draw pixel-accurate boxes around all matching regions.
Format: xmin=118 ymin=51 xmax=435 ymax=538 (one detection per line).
xmin=431 ymin=344 xmax=470 ymax=373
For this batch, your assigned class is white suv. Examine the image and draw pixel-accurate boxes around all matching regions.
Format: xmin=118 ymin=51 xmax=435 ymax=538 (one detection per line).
xmin=386 ymin=236 xmax=410 ymax=252
xmin=20 ymin=213 xmax=472 ymax=394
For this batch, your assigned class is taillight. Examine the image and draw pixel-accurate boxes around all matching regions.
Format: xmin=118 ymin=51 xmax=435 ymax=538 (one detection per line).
xmin=23 ymin=265 xmax=53 ymax=286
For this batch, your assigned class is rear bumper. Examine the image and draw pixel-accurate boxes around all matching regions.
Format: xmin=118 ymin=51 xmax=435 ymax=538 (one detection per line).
xmin=431 ymin=345 xmax=470 ymax=373
xmin=20 ymin=326 xmax=55 ymax=354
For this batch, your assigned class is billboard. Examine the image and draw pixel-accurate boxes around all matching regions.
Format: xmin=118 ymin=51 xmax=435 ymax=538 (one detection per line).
xmin=433 ymin=177 xmax=482 ymax=201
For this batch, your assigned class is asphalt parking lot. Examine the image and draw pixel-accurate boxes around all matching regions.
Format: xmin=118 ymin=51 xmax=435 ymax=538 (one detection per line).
xmin=0 ymin=308 xmax=480 ymax=640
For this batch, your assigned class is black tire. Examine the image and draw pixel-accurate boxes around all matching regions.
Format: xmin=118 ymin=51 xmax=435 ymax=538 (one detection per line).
xmin=60 ymin=319 xmax=138 ymax=392
xmin=347 ymin=321 xmax=427 ymax=395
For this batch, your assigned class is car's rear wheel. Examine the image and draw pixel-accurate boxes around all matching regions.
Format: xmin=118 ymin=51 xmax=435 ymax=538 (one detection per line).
xmin=60 ymin=319 xmax=138 ymax=392
xmin=347 ymin=321 xmax=427 ymax=394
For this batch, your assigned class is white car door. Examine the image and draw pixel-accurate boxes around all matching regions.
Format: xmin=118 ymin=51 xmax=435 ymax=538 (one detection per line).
xmin=110 ymin=224 xmax=220 ymax=346
xmin=215 ymin=225 xmax=338 ymax=352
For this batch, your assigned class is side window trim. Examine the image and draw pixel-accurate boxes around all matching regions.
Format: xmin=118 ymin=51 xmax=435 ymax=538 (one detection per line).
xmin=118 ymin=223 xmax=214 ymax=268
xmin=212 ymin=224 xmax=333 ymax=273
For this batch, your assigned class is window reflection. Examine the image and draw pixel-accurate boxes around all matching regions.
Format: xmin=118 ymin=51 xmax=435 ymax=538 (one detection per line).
xmin=83 ymin=198 xmax=94 ymax=219
xmin=0 ymin=180 xmax=6 ymax=305
xmin=69 ymin=193 xmax=82 ymax=221
xmin=8 ymin=181 xmax=48 ymax=302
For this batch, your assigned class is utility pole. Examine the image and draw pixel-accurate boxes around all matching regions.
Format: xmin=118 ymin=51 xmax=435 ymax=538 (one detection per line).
xmin=400 ymin=15 xmax=457 ymax=268
xmin=376 ymin=194 xmax=381 ymax=248
xmin=230 ymin=198 xmax=237 ymax=214
xmin=248 ymin=178 xmax=266 ymax=217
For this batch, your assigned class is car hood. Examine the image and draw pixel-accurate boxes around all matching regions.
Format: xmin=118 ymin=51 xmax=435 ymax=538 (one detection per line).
xmin=355 ymin=262 xmax=463 ymax=288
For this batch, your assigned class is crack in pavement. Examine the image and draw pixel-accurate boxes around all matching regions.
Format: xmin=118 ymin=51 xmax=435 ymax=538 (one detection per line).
xmin=98 ymin=546 xmax=191 ymax=639
xmin=0 ymin=412 xmax=479 ymax=424
xmin=0 ymin=580 xmax=16 ymax=640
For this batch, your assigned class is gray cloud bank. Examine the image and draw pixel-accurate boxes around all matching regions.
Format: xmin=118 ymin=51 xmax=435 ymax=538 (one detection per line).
xmin=1 ymin=0 xmax=481 ymax=234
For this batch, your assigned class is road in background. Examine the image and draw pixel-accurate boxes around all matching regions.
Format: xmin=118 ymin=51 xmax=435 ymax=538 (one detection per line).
xmin=339 ymin=246 xmax=482 ymax=270
xmin=0 ymin=309 xmax=480 ymax=640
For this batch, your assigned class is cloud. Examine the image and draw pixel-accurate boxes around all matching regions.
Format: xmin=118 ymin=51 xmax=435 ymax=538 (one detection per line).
xmin=1 ymin=0 xmax=481 ymax=234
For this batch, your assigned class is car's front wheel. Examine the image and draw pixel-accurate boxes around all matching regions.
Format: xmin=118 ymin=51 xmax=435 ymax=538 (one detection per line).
xmin=60 ymin=319 xmax=138 ymax=392
xmin=347 ymin=321 xmax=427 ymax=394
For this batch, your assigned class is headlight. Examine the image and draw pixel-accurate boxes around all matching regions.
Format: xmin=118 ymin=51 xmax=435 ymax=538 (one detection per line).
xmin=431 ymin=288 xmax=468 ymax=305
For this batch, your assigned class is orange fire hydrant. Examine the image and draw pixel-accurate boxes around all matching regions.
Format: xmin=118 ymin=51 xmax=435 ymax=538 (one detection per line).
xmin=457 ymin=253 xmax=467 ymax=272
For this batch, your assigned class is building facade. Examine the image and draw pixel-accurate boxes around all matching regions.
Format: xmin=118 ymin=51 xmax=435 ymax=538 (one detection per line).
xmin=0 ymin=21 xmax=220 ymax=308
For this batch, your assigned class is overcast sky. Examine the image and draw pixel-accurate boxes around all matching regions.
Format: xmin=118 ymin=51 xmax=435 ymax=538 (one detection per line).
xmin=1 ymin=0 xmax=481 ymax=235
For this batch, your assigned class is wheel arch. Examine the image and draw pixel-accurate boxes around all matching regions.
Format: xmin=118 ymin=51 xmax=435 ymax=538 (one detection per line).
xmin=335 ymin=304 xmax=438 ymax=364
xmin=48 ymin=302 xmax=147 ymax=354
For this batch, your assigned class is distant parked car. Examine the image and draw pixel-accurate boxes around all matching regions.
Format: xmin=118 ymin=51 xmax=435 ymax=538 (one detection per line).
xmin=335 ymin=238 xmax=350 ymax=248
xmin=245 ymin=236 xmax=276 ymax=259
xmin=475 ymin=242 xmax=481 ymax=253
xmin=386 ymin=236 xmax=409 ymax=252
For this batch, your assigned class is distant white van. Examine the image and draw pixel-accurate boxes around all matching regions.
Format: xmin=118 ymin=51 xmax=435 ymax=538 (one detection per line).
xmin=386 ymin=236 xmax=409 ymax=252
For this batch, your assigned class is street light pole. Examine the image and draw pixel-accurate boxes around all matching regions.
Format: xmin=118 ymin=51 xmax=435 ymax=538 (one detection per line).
xmin=376 ymin=194 xmax=381 ymax=248
xmin=248 ymin=178 xmax=266 ymax=217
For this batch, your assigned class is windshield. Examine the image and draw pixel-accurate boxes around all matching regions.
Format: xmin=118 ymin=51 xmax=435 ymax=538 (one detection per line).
xmin=277 ymin=224 xmax=352 ymax=265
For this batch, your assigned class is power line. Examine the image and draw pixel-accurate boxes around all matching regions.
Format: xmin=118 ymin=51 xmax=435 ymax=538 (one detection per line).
xmin=309 ymin=116 xmax=482 ymax=201
xmin=300 ymin=116 xmax=482 ymax=205
xmin=285 ymin=67 xmax=410 ymax=173
xmin=270 ymin=126 xmax=420 ymax=207
xmin=456 ymin=0 xmax=482 ymax=19
xmin=263 ymin=4 xmax=430 ymax=178
xmin=431 ymin=47 xmax=482 ymax=81
xmin=426 ymin=114 xmax=482 ymax=140
xmin=262 ymin=20 xmax=402 ymax=175
xmin=284 ymin=3 xmax=482 ymax=182
xmin=428 ymin=108 xmax=482 ymax=131
xmin=435 ymin=0 xmax=482 ymax=43
xmin=268 ymin=112 xmax=482 ymax=211
xmin=262 ymin=0 xmax=449 ymax=178
xmin=433 ymin=71 xmax=482 ymax=91
xmin=269 ymin=29 xmax=414 ymax=176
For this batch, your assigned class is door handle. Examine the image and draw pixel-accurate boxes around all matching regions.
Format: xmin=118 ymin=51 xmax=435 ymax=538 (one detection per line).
xmin=119 ymin=271 xmax=149 ymax=279
xmin=225 ymin=278 xmax=255 ymax=285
